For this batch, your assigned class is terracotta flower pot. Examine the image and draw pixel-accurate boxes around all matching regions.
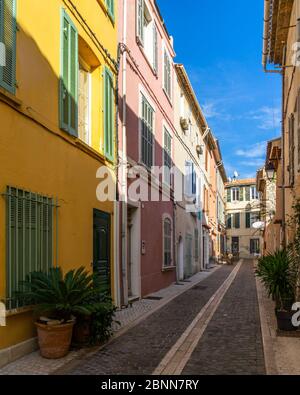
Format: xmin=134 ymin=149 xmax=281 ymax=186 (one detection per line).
xmin=35 ymin=321 xmax=74 ymax=359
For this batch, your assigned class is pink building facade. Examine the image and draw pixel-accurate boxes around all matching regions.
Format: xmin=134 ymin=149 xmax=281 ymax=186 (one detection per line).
xmin=117 ymin=0 xmax=177 ymax=305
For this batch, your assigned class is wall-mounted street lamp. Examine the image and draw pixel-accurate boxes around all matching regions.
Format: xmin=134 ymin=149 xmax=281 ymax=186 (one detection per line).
xmin=265 ymin=161 xmax=276 ymax=181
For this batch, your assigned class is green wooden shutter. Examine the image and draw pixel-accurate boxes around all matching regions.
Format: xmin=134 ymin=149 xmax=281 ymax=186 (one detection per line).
xmin=106 ymin=0 xmax=114 ymax=21
xmin=153 ymin=24 xmax=158 ymax=73
xmin=0 ymin=0 xmax=17 ymax=94
xmin=245 ymin=212 xmax=251 ymax=229
xmin=104 ymin=67 xmax=114 ymax=161
xmin=227 ymin=188 xmax=231 ymax=202
xmin=234 ymin=213 xmax=240 ymax=229
xmin=226 ymin=214 xmax=232 ymax=229
xmin=60 ymin=9 xmax=78 ymax=136
xmin=245 ymin=186 xmax=250 ymax=201
xmin=137 ymin=0 xmax=144 ymax=44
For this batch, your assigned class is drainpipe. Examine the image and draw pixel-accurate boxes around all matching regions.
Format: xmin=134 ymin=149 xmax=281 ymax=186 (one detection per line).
xmin=281 ymin=47 xmax=286 ymax=248
xmin=121 ymin=0 xmax=129 ymax=306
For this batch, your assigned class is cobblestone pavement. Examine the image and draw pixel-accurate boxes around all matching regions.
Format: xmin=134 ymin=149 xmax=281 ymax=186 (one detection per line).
xmin=182 ymin=260 xmax=265 ymax=375
xmin=0 ymin=267 xmax=218 ymax=375
xmin=61 ymin=265 xmax=234 ymax=375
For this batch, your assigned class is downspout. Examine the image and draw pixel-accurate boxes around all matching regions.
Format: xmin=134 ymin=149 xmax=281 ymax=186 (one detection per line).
xmin=113 ymin=44 xmax=121 ymax=307
xmin=281 ymin=47 xmax=286 ymax=248
xmin=121 ymin=0 xmax=129 ymax=306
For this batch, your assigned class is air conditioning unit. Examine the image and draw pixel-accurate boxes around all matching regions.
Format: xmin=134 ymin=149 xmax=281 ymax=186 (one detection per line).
xmin=180 ymin=117 xmax=189 ymax=131
xmin=196 ymin=145 xmax=203 ymax=156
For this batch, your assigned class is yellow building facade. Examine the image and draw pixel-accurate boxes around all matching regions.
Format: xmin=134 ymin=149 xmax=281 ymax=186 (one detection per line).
xmin=0 ymin=0 xmax=117 ymax=365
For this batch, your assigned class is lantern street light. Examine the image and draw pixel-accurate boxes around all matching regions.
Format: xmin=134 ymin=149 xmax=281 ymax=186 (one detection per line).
xmin=265 ymin=161 xmax=275 ymax=181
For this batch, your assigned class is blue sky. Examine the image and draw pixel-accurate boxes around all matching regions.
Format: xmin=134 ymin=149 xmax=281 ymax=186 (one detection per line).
xmin=157 ymin=0 xmax=281 ymax=179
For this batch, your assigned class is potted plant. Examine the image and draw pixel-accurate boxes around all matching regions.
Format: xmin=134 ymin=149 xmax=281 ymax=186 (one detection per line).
xmin=256 ymin=250 xmax=296 ymax=331
xmin=19 ymin=267 xmax=99 ymax=359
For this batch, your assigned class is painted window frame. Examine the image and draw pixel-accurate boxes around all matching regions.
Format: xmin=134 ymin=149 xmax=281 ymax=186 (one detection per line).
xmin=0 ymin=0 xmax=17 ymax=95
xmin=139 ymin=86 xmax=155 ymax=169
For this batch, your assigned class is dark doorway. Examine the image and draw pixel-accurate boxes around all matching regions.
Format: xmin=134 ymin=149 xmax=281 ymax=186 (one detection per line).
xmin=93 ymin=209 xmax=111 ymax=295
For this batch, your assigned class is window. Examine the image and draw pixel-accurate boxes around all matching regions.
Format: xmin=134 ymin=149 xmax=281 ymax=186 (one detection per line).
xmin=226 ymin=214 xmax=232 ymax=229
xmin=297 ymin=90 xmax=300 ymax=169
xmin=163 ymin=217 xmax=172 ymax=267
xmin=60 ymin=9 xmax=78 ymax=136
xmin=232 ymin=237 xmax=239 ymax=255
xmin=5 ymin=187 xmax=55 ymax=310
xmin=194 ymin=228 xmax=199 ymax=260
xmin=104 ymin=67 xmax=114 ymax=160
xmin=141 ymin=94 xmax=154 ymax=168
xmin=245 ymin=186 xmax=251 ymax=201
xmin=136 ymin=0 xmax=158 ymax=72
xmin=78 ymin=61 xmax=91 ymax=145
xmin=185 ymin=160 xmax=196 ymax=197
xmin=163 ymin=127 xmax=172 ymax=185
xmin=234 ymin=213 xmax=240 ymax=229
xmin=232 ymin=187 xmax=240 ymax=202
xmin=250 ymin=239 xmax=260 ymax=254
xmin=246 ymin=212 xmax=260 ymax=229
xmin=251 ymin=186 xmax=258 ymax=200
xmin=0 ymin=0 xmax=17 ymax=94
xmin=163 ymin=47 xmax=171 ymax=98
xmin=105 ymin=0 xmax=115 ymax=21
xmin=226 ymin=188 xmax=231 ymax=203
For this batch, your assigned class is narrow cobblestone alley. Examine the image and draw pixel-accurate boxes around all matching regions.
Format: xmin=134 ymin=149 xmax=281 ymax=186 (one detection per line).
xmin=56 ymin=260 xmax=265 ymax=376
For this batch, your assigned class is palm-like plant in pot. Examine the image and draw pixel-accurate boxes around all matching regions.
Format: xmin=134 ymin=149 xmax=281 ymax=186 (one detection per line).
xmin=18 ymin=266 xmax=100 ymax=359
xmin=256 ymin=250 xmax=296 ymax=331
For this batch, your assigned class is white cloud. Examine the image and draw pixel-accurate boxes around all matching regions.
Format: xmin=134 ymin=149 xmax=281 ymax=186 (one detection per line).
xmin=247 ymin=106 xmax=281 ymax=130
xmin=202 ymin=101 xmax=221 ymax=119
xmin=240 ymin=158 xmax=265 ymax=168
xmin=236 ymin=141 xmax=266 ymax=158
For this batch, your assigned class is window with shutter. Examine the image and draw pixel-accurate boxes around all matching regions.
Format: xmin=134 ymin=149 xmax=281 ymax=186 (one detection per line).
xmin=289 ymin=114 xmax=295 ymax=186
xmin=141 ymin=94 xmax=154 ymax=168
xmin=0 ymin=0 xmax=17 ymax=94
xmin=5 ymin=186 xmax=55 ymax=310
xmin=227 ymin=188 xmax=231 ymax=202
xmin=245 ymin=186 xmax=250 ymax=201
xmin=60 ymin=9 xmax=78 ymax=136
xmin=163 ymin=127 xmax=172 ymax=185
xmin=239 ymin=187 xmax=244 ymax=201
xmin=245 ymin=212 xmax=251 ymax=228
xmin=163 ymin=217 xmax=172 ymax=267
xmin=106 ymin=0 xmax=114 ymax=21
xmin=194 ymin=228 xmax=199 ymax=260
xmin=297 ymin=91 xmax=300 ymax=169
xmin=153 ymin=24 xmax=158 ymax=74
xmin=163 ymin=48 xmax=171 ymax=99
xmin=185 ymin=160 xmax=194 ymax=197
xmin=234 ymin=213 xmax=240 ymax=229
xmin=226 ymin=214 xmax=232 ymax=229
xmin=137 ymin=0 xmax=144 ymax=44
xmin=104 ymin=67 xmax=114 ymax=161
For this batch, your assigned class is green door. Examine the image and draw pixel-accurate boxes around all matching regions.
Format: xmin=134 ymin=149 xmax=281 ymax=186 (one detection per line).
xmin=93 ymin=209 xmax=111 ymax=295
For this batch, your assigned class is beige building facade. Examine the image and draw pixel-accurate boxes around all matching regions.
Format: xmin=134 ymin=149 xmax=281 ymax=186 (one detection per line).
xmin=262 ymin=0 xmax=300 ymax=246
xmin=225 ymin=179 xmax=263 ymax=259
